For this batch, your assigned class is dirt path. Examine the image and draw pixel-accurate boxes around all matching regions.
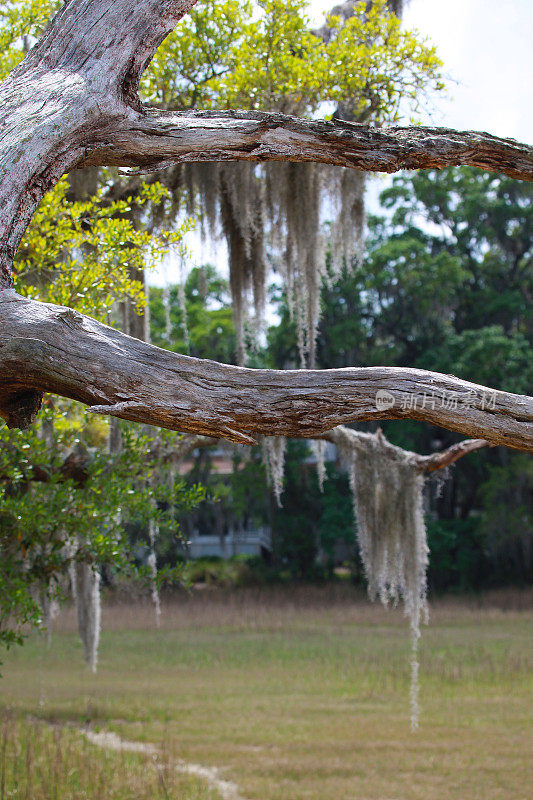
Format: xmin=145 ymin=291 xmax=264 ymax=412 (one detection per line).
xmin=82 ymin=728 xmax=248 ymax=800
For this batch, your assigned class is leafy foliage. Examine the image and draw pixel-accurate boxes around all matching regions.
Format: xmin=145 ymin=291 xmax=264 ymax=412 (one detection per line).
xmin=14 ymin=178 xmax=192 ymax=321
xmin=149 ymin=265 xmax=237 ymax=361
xmin=0 ymin=0 xmax=61 ymax=81
xmin=142 ymin=0 xmax=443 ymax=121
xmin=0 ymin=411 xmax=206 ymax=655
xmin=1 ymin=156 xmax=196 ymax=659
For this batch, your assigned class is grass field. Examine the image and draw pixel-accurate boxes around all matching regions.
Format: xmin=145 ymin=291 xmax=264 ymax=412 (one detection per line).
xmin=0 ymin=711 xmax=219 ymax=799
xmin=1 ymin=586 xmax=532 ymax=800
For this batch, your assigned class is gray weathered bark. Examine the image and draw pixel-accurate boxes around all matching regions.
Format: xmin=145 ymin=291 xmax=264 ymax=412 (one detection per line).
xmin=319 ymin=427 xmax=494 ymax=472
xmin=1 ymin=292 xmax=531 ymax=450
xmin=0 ymin=0 xmax=531 ymax=450
xmin=77 ymin=111 xmax=533 ymax=180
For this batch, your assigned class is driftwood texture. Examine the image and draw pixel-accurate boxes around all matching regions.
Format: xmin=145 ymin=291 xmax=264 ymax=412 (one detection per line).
xmin=0 ymin=0 xmax=532 ymax=450
xmin=1 ymin=292 xmax=531 ymax=450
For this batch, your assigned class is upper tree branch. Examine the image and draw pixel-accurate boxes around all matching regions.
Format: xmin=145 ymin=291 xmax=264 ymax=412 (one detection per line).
xmin=83 ymin=110 xmax=533 ymax=181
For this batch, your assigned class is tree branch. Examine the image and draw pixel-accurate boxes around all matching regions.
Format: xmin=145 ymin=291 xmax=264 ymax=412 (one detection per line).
xmin=147 ymin=433 xmax=219 ymax=464
xmin=83 ymin=110 xmax=533 ymax=181
xmin=170 ymin=427 xmax=493 ymax=475
xmin=414 ymin=437 xmax=495 ymax=472
xmin=0 ymin=0 xmax=531 ymax=452
xmin=319 ymin=426 xmax=493 ymax=472
xmin=1 ymin=293 xmax=531 ymax=451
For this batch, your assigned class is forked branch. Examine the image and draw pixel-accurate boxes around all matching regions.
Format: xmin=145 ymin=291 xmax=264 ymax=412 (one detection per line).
xmin=170 ymin=428 xmax=494 ymax=474
xmin=319 ymin=427 xmax=494 ymax=471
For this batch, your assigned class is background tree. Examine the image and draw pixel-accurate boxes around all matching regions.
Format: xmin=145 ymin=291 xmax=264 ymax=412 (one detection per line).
xmin=268 ymin=167 xmax=532 ymax=587
xmin=0 ymin=0 xmax=530 ymax=731
xmin=0 ymin=173 xmax=202 ymax=661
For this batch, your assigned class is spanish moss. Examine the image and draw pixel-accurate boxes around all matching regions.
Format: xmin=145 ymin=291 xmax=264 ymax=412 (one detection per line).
xmin=37 ymin=582 xmax=59 ymax=649
xmin=335 ymin=427 xmax=429 ymax=729
xmin=147 ymin=519 xmax=161 ymax=628
xmin=72 ymin=560 xmax=101 ymax=674
xmin=326 ymin=168 xmax=366 ymax=272
xmin=172 ymin=158 xmax=365 ymax=366
xmin=262 ymin=436 xmax=287 ymax=507
xmin=312 ymin=439 xmax=327 ymax=493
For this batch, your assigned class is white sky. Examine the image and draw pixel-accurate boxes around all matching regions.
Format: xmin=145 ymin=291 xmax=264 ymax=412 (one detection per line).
xmin=152 ymin=0 xmax=532 ymax=286
xmin=400 ymin=0 xmax=532 ymax=142
xmin=311 ymin=0 xmax=532 ymax=142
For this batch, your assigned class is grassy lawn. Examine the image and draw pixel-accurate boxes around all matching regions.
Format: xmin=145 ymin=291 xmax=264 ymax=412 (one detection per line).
xmin=0 ymin=712 xmax=218 ymax=799
xmin=1 ymin=586 xmax=531 ymax=799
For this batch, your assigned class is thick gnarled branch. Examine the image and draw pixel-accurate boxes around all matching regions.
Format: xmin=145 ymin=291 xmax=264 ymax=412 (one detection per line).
xmin=1 ymin=293 xmax=531 ymax=451
xmin=84 ymin=110 xmax=533 ymax=181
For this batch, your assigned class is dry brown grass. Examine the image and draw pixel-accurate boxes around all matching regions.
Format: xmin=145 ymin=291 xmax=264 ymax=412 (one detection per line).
xmin=0 ymin=711 xmax=218 ymax=799
xmin=1 ymin=586 xmax=532 ymax=800
xmin=52 ymin=583 xmax=533 ymax=632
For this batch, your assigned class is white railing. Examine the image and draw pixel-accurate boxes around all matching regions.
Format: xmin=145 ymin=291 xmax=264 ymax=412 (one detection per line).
xmin=187 ymin=527 xmax=272 ymax=559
